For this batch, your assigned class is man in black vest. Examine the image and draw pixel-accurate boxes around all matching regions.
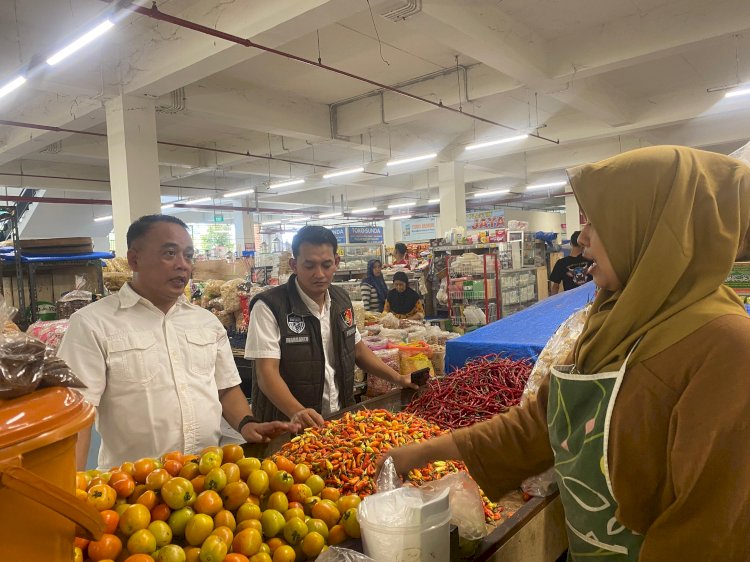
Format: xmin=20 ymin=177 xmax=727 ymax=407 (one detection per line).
xmin=245 ymin=226 xmax=417 ymax=427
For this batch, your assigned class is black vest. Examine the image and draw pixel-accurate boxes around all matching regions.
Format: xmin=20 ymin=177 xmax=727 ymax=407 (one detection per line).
xmin=249 ymin=275 xmax=357 ymax=422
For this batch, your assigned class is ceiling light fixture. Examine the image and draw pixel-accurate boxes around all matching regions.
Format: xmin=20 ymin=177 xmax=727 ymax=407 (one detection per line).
xmin=0 ymin=76 xmax=26 ymax=99
xmin=94 ymin=215 xmax=112 ymax=222
xmin=186 ymin=197 xmax=211 ymax=204
xmin=289 ymin=216 xmax=310 ymax=223
xmin=323 ymin=167 xmax=365 ymax=179
xmin=465 ymin=134 xmax=529 ymax=151
xmin=269 ymin=179 xmax=304 ymax=189
xmin=526 ymin=181 xmax=567 ymax=190
xmin=474 ymin=189 xmax=510 ymax=198
xmin=428 ymin=198 xmax=440 ymax=204
xmin=161 ymin=204 xmax=174 ymax=210
xmin=389 ymin=214 xmax=412 ymax=220
xmin=46 ymin=20 xmax=115 ymax=66
xmin=318 ymin=212 xmax=342 ymax=218
xmin=263 ymin=220 xmax=281 ymax=226
xmin=351 ymin=207 xmax=377 ymax=214
xmin=387 ymin=202 xmax=416 ymax=209
xmin=386 ymin=153 xmax=437 ymax=167
xmin=725 ymin=85 xmax=750 ymax=98
xmin=223 ymin=188 xmax=255 ymax=198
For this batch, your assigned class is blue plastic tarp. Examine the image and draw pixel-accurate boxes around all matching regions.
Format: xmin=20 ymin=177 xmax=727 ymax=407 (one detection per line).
xmin=0 ymin=251 xmax=114 ymax=263
xmin=446 ymin=283 xmax=750 ymax=371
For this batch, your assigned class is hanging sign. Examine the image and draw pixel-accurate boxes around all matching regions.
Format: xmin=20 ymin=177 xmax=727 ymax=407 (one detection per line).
xmin=329 ymin=227 xmax=347 ymax=244
xmin=466 ymin=209 xmax=505 ymax=231
xmin=347 ymin=226 xmax=384 ymax=244
xmin=401 ymin=217 xmax=438 ymax=242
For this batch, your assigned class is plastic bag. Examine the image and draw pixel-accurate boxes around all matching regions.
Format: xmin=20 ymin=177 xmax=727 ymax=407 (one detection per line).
xmin=220 ymin=278 xmax=245 ymax=313
xmin=27 ymin=319 xmax=70 ymax=351
xmin=56 ymin=275 xmax=93 ymax=319
xmin=204 ymin=279 xmax=224 ymax=298
xmin=396 ymin=341 xmax=434 ymax=378
xmin=421 ymin=472 xmax=488 ymax=541
xmin=376 ymin=456 xmax=402 ymax=493
xmin=430 ymin=344 xmax=446 ymax=377
xmin=367 ymin=349 xmax=400 ymax=397
xmin=522 ymin=305 xmax=590 ymax=404
xmin=521 ymin=467 xmax=558 ymax=498
xmin=380 ymin=312 xmax=400 ymax=329
xmin=316 ymin=548 xmax=374 ymax=562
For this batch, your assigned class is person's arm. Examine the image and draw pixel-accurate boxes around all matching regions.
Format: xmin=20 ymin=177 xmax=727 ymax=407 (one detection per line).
xmin=245 ymin=302 xmax=324 ymax=428
xmin=255 ymin=358 xmax=324 ymax=428
xmin=550 ymin=282 xmax=561 ymax=295
xmin=548 ymin=259 xmax=564 ymax=295
xmin=218 ymin=385 xmax=298 ymax=442
xmin=407 ymin=300 xmax=425 ymax=320
xmin=383 ymin=300 xmax=391 ymax=314
xmin=360 ymin=284 xmax=375 ymax=312
xmin=57 ymin=314 xmax=107 ymax=470
xmin=355 ymin=340 xmax=417 ymax=390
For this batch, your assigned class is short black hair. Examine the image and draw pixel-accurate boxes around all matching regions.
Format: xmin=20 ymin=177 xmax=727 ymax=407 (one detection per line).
xmin=291 ymin=225 xmax=338 ymax=258
xmin=393 ymin=271 xmax=409 ymax=284
xmin=570 ymin=231 xmax=581 ymax=248
xmin=126 ymin=214 xmax=189 ymax=249
xmin=394 ymin=242 xmax=407 ymax=256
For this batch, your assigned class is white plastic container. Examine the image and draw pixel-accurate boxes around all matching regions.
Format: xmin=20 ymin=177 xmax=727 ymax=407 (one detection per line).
xmin=358 ymin=487 xmax=451 ymax=562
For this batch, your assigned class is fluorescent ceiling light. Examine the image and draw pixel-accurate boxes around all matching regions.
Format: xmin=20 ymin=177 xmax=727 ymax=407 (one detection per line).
xmin=725 ymin=86 xmax=750 ymax=98
xmin=318 ymin=212 xmax=342 ymax=219
xmin=428 ymin=198 xmax=440 ymax=204
xmin=474 ymin=189 xmax=510 ymax=198
xmin=187 ymin=197 xmax=211 ymax=204
xmin=351 ymin=207 xmax=377 ymax=214
xmin=46 ymin=20 xmax=115 ymax=66
xmin=387 ymin=202 xmax=416 ymax=209
xmin=161 ymin=204 xmax=174 ymax=210
xmin=223 ymin=188 xmax=255 ymax=198
xmin=269 ymin=179 xmax=304 ymax=189
xmin=263 ymin=220 xmax=281 ymax=226
xmin=94 ymin=215 xmax=112 ymax=222
xmin=465 ymin=134 xmax=529 ymax=151
xmin=0 ymin=76 xmax=26 ymax=99
xmin=386 ymin=153 xmax=437 ymax=167
xmin=526 ymin=181 xmax=567 ymax=190
xmin=289 ymin=216 xmax=310 ymax=223
xmin=323 ymin=167 xmax=364 ymax=179
xmin=390 ymin=214 xmax=412 ymax=220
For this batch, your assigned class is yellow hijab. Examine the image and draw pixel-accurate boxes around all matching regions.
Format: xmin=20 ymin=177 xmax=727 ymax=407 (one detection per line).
xmin=570 ymin=145 xmax=750 ymax=374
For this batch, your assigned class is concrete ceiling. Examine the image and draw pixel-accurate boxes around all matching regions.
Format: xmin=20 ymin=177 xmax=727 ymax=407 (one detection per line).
xmin=0 ymin=0 xmax=749 ymax=223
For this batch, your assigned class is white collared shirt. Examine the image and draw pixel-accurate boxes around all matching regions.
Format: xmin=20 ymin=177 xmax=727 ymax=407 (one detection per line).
xmin=244 ymin=279 xmax=361 ymax=416
xmin=58 ymin=283 xmax=241 ymax=469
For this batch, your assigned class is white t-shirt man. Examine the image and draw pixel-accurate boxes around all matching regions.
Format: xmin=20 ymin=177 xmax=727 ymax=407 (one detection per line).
xmin=244 ymin=279 xmax=361 ymax=416
xmin=58 ymin=283 xmax=241 ymax=469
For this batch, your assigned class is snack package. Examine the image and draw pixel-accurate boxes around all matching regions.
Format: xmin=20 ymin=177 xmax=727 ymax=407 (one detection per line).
xmin=522 ymin=304 xmax=590 ymax=404
xmin=380 ymin=312 xmax=400 ymax=329
xmin=56 ymin=275 xmax=93 ymax=319
xmin=220 ymin=278 xmax=245 ymax=313
xmin=26 ymin=319 xmax=70 ymax=352
xmin=204 ymin=279 xmax=224 ymax=299
xmin=430 ymin=344 xmax=446 ymax=377
xmin=396 ymin=341 xmax=434 ymax=378
xmin=367 ymin=348 xmax=400 ymax=397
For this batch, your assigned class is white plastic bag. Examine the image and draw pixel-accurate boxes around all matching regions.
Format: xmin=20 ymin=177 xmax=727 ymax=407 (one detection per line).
xmin=521 ymin=467 xmax=559 ymax=498
xmin=316 ymin=547 xmax=374 ymax=562
xmin=421 ymin=472 xmax=488 ymax=541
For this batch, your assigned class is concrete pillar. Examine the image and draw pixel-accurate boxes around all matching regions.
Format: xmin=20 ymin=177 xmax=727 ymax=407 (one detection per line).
xmin=438 ymin=162 xmax=466 ymax=232
xmin=564 ymin=195 xmax=582 ymax=241
xmin=105 ymin=94 xmax=162 ymax=256
xmin=233 ymin=197 xmax=256 ymax=252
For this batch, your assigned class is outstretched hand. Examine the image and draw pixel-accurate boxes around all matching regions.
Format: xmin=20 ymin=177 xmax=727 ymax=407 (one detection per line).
xmin=241 ymin=420 xmax=299 ymax=443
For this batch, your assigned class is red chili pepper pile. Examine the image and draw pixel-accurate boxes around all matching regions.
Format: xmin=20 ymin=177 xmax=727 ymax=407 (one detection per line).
xmin=404 ymin=354 xmax=532 ymax=429
xmin=276 ymin=409 xmax=505 ymax=521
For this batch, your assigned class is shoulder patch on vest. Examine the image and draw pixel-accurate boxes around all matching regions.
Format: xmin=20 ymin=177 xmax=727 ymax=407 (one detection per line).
xmin=341 ymin=308 xmax=354 ymax=327
xmin=287 ymin=313 xmax=306 ymax=334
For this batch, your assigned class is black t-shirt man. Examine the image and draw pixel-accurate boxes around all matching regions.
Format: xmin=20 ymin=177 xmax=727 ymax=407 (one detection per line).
xmin=549 ymin=231 xmax=592 ymax=294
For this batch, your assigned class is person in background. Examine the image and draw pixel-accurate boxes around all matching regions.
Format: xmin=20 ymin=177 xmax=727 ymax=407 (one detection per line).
xmin=245 ymin=226 xmax=417 ymax=428
xmin=548 ymin=230 xmax=592 ymax=294
xmin=360 ymin=258 xmax=388 ymax=313
xmin=382 ymin=146 xmax=750 ymax=561
xmin=391 ymin=242 xmax=410 ymax=268
xmin=384 ymin=271 xmax=424 ymax=320
xmin=58 ymin=215 xmax=296 ymax=470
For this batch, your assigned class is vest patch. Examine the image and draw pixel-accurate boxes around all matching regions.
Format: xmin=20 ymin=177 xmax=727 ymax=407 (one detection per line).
xmin=287 ymin=313 xmax=306 ymax=334
xmin=341 ymin=308 xmax=354 ymax=327
xmin=285 ymin=336 xmax=310 ymax=344
xmin=345 ymin=327 xmax=356 ymax=337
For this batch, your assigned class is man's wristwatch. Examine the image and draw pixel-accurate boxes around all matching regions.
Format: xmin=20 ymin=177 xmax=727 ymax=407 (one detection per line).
xmin=237 ymin=415 xmax=257 ymax=434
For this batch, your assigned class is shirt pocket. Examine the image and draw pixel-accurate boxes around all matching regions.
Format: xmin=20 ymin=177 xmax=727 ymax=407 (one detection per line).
xmin=106 ymin=331 xmax=158 ymax=384
xmin=185 ymin=328 xmax=217 ymax=376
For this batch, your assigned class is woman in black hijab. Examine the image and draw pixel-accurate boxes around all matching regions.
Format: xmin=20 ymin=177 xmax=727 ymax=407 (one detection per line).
xmin=384 ymin=271 xmax=424 ymax=320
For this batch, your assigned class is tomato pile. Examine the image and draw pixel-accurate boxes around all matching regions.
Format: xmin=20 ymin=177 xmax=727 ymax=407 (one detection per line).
xmin=276 ymin=409 xmax=505 ymax=522
xmin=74 ymin=445 xmax=363 ymax=562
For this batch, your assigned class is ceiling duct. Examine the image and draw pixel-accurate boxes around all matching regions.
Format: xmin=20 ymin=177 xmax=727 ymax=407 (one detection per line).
xmin=381 ymin=0 xmax=422 ymax=22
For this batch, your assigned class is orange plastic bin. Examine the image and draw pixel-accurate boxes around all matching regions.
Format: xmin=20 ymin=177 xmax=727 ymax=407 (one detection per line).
xmin=0 ymin=387 xmax=104 ymax=561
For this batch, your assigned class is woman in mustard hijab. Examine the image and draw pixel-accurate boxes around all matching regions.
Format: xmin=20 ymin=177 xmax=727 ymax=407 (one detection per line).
xmin=384 ymin=146 xmax=750 ymax=561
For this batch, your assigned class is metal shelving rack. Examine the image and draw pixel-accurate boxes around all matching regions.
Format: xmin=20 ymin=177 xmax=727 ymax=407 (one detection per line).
xmin=0 ymin=207 xmax=25 ymax=318
xmin=446 ymin=253 xmax=499 ymax=328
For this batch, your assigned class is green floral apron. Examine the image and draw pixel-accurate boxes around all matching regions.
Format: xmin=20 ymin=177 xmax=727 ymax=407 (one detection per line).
xmin=548 ymin=346 xmax=645 ymax=561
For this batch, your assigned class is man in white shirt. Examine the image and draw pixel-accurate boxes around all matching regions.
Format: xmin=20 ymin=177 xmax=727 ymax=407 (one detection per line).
xmin=246 ymin=226 xmax=416 ymax=428
xmin=59 ymin=215 xmax=295 ymax=469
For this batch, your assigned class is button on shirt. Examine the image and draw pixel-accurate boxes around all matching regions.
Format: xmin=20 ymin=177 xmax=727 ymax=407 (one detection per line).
xmin=57 ymin=283 xmax=241 ymax=469
xmin=245 ymin=280 xmax=361 ymax=416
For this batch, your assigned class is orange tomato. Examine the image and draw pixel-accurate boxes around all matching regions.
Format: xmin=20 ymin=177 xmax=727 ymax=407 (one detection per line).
xmin=328 ymin=524 xmax=347 ymax=545
xmin=199 ymin=534 xmax=227 ymax=562
xmin=167 ymin=506 xmax=195 ymax=537
xmin=266 ymin=491 xmax=288 ymax=513
xmin=273 ymin=456 xmax=296 ymax=474
xmin=100 ymin=510 xmax=120 ymax=534
xmin=161 ymin=450 xmax=184 ymax=464
xmin=145 ymin=468 xmax=171 ymax=491
xmin=133 ymin=458 xmax=158 ymax=484
xmin=127 ymin=528 xmax=157 ymax=555
xmin=249 ymin=554 xmax=272 ymax=562
xmin=341 ymin=507 xmax=361 ymax=538
xmin=87 ymin=484 xmax=117 ymax=511
xmin=220 ymin=481 xmax=250 ymax=511
xmin=147 ymin=520 xmax=173 ymax=548
xmin=136 ymin=489 xmax=158 ymax=511
xmin=291 ymin=464 xmax=311 ymax=484
xmin=210 ymin=524 xmax=234 ymax=548
xmin=183 ymin=546 xmax=201 ymax=562
xmin=236 ymin=519 xmax=263 ymax=534
xmin=337 ymin=494 xmax=361 ymax=513
xmin=109 ymin=472 xmax=136 ymax=498
xmin=260 ymin=459 xmax=278 ymax=478
xmin=286 ymin=484 xmax=311 ymax=505
xmin=122 ymin=555 xmax=155 ymax=562
xmin=76 ymin=471 xmax=90 ymax=491
xmin=221 ymin=462 xmax=241 ymax=484
xmin=163 ymin=459 xmax=183 ymax=477
xmin=179 ymin=462 xmax=200 ymax=481
xmin=269 ymin=471 xmax=294 ymax=494
xmin=150 ymin=503 xmax=171 ymax=522
xmin=120 ymin=461 xmax=136 ymax=477
xmin=236 ymin=457 xmax=261 ymax=480
xmin=232 ymin=528 xmax=263 ymax=557
xmin=119 ymin=503 xmax=151 ymax=536
xmin=75 ymin=488 xmax=88 ymax=502
xmin=161 ymin=477 xmax=196 ymax=510
xmin=200 ymin=445 xmax=224 ymax=460
xmin=198 ymin=451 xmax=223 ymax=475
xmin=214 ymin=509 xmax=236 ymax=531
xmin=272 ymin=545 xmax=296 ymax=562
xmin=191 ymin=475 xmax=206 ymax=495
xmin=222 ymin=444 xmax=244 ymax=464
xmin=87 ymin=533 xmax=122 ymax=561
xmin=225 ymin=554 xmax=251 ymax=562
xmin=129 ymin=484 xmax=149 ymax=504
xmin=320 ymin=487 xmax=340 ymax=503
xmin=184 ymin=513 xmax=214 ymax=546
xmin=265 ymin=537 xmax=287 ymax=554
xmin=301 ymin=531 xmax=325 ymax=558
xmin=312 ymin=499 xmax=340 ymax=529
xmin=194 ymin=490 xmax=223 ymax=516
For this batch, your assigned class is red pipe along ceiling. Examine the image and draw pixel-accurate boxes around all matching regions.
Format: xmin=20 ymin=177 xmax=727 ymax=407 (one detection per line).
xmin=111 ymin=0 xmax=558 ymax=145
